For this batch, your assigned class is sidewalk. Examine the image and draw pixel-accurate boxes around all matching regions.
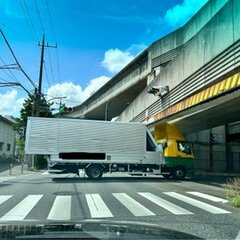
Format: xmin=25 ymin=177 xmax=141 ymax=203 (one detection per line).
xmin=0 ymin=163 xmax=33 ymax=177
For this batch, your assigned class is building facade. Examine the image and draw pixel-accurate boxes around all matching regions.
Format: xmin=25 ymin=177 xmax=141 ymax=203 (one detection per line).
xmin=0 ymin=115 xmax=17 ymax=163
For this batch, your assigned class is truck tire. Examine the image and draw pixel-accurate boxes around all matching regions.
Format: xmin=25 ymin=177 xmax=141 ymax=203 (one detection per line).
xmin=172 ymin=166 xmax=186 ymax=180
xmin=162 ymin=174 xmax=170 ymax=179
xmin=85 ymin=165 xmax=103 ymax=180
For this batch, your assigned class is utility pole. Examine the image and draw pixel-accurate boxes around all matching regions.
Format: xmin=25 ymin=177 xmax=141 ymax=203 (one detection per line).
xmin=34 ymin=34 xmax=57 ymax=117
xmin=31 ymin=35 xmax=57 ymax=169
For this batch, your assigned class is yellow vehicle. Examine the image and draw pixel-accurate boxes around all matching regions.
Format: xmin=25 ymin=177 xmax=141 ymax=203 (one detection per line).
xmin=154 ymin=123 xmax=194 ymax=179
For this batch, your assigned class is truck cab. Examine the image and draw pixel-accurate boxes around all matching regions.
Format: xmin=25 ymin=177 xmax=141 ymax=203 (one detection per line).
xmin=154 ymin=123 xmax=194 ymax=179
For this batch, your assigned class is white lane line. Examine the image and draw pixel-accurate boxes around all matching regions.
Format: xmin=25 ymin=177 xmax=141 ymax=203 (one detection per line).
xmin=0 ymin=176 xmax=16 ymax=182
xmin=235 ymin=229 xmax=240 ymax=240
xmin=187 ymin=192 xmax=228 ymax=203
xmin=139 ymin=192 xmax=193 ymax=215
xmin=0 ymin=196 xmax=12 ymax=205
xmin=0 ymin=195 xmax=43 ymax=221
xmin=47 ymin=196 xmax=71 ymax=220
xmin=164 ymin=192 xmax=231 ymax=214
xmin=86 ymin=194 xmax=113 ymax=218
xmin=113 ymin=193 xmax=155 ymax=217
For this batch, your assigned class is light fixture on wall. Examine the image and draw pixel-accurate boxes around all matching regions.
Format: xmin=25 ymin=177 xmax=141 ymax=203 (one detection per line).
xmin=148 ymin=85 xmax=169 ymax=97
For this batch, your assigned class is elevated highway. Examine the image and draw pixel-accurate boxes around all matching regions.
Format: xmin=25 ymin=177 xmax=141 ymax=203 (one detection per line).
xmin=66 ymin=0 xmax=240 ymax=173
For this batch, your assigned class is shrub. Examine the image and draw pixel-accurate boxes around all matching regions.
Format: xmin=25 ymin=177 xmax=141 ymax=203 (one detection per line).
xmin=224 ymin=178 xmax=240 ymax=207
xmin=34 ymin=155 xmax=48 ymax=170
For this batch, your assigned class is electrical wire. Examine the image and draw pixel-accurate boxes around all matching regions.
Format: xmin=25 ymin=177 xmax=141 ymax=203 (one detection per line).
xmin=21 ymin=0 xmax=39 ymax=43
xmin=45 ymin=0 xmax=61 ymax=84
xmin=0 ymin=28 xmax=38 ymax=89
xmin=46 ymin=48 xmax=56 ymax=85
xmin=45 ymin=0 xmax=56 ymax=41
xmin=43 ymin=61 xmax=51 ymax=89
xmin=0 ymin=56 xmax=19 ymax=81
xmin=34 ymin=0 xmax=45 ymax=34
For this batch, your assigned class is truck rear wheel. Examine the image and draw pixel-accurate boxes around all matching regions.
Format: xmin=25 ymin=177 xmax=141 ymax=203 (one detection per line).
xmin=172 ymin=166 xmax=186 ymax=180
xmin=85 ymin=165 xmax=103 ymax=180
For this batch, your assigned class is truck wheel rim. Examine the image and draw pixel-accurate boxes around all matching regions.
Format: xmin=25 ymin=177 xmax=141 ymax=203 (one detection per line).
xmin=91 ymin=169 xmax=100 ymax=178
xmin=175 ymin=169 xmax=184 ymax=178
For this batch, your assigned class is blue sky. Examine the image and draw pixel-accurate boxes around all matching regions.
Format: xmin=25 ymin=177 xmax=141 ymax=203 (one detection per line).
xmin=0 ymin=0 xmax=208 ymax=116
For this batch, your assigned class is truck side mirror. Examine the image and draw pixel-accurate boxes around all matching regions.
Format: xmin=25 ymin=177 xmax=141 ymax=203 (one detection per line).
xmin=162 ymin=142 xmax=168 ymax=149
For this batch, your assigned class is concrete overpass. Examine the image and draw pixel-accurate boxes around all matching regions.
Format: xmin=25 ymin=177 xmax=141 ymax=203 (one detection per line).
xmin=66 ymin=0 xmax=240 ymax=173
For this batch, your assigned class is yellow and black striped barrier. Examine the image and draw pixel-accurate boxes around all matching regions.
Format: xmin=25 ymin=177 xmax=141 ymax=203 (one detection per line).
xmin=144 ymin=72 xmax=240 ymax=124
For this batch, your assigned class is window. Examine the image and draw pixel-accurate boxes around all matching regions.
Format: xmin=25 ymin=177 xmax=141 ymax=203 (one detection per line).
xmin=0 ymin=142 xmax=3 ymax=151
xmin=177 ymin=141 xmax=191 ymax=155
xmin=7 ymin=144 xmax=11 ymax=151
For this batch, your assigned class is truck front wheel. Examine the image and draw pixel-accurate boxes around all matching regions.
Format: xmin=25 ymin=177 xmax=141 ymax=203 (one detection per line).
xmin=85 ymin=165 xmax=103 ymax=180
xmin=172 ymin=166 xmax=186 ymax=180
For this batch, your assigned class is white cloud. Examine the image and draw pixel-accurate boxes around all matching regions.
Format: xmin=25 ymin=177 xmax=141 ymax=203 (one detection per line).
xmin=0 ymin=90 xmax=24 ymax=117
xmin=83 ymin=76 xmax=110 ymax=100
xmin=46 ymin=76 xmax=110 ymax=107
xmin=101 ymin=43 xmax=147 ymax=74
xmin=127 ymin=44 xmax=147 ymax=56
xmin=102 ymin=48 xmax=135 ymax=73
xmin=46 ymin=81 xmax=84 ymax=105
xmin=164 ymin=0 xmax=208 ymax=27
xmin=0 ymin=76 xmax=110 ymax=117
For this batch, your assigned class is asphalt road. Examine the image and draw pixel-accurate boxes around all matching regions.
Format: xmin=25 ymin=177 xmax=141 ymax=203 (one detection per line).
xmin=0 ymin=171 xmax=239 ymax=239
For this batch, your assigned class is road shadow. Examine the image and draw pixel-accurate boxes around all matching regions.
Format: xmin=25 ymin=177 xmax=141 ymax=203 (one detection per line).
xmin=190 ymin=176 xmax=240 ymax=188
xmin=51 ymin=176 xmax=183 ymax=183
xmin=0 ymin=163 xmax=11 ymax=174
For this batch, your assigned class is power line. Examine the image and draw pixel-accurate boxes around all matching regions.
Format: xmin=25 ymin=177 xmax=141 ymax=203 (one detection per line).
xmin=21 ymin=0 xmax=39 ymax=43
xmin=0 ymin=56 xmax=19 ymax=81
xmin=55 ymin=48 xmax=61 ymax=84
xmin=43 ymin=61 xmax=51 ymax=88
xmin=46 ymin=47 xmax=56 ymax=85
xmin=0 ymin=57 xmax=32 ymax=95
xmin=0 ymin=28 xmax=37 ymax=89
xmin=34 ymin=0 xmax=45 ymax=34
xmin=45 ymin=0 xmax=61 ymax=84
xmin=0 ymin=79 xmax=31 ymax=95
xmin=45 ymin=0 xmax=56 ymax=41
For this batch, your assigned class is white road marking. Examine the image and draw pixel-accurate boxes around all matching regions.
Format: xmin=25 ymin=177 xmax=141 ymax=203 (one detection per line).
xmin=187 ymin=191 xmax=228 ymax=203
xmin=0 ymin=195 xmax=43 ymax=221
xmin=235 ymin=229 xmax=240 ymax=240
xmin=0 ymin=176 xmax=16 ymax=182
xmin=139 ymin=192 xmax=193 ymax=215
xmin=47 ymin=196 xmax=71 ymax=220
xmin=164 ymin=192 xmax=231 ymax=214
xmin=113 ymin=193 xmax=155 ymax=217
xmin=42 ymin=171 xmax=49 ymax=175
xmin=0 ymin=195 xmax=12 ymax=205
xmin=86 ymin=194 xmax=113 ymax=218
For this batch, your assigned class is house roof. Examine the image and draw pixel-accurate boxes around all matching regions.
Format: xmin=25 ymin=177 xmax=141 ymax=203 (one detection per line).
xmin=0 ymin=115 xmax=16 ymax=126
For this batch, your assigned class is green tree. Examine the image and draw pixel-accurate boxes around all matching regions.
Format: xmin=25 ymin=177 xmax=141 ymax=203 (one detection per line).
xmin=15 ymin=94 xmax=53 ymax=137
xmin=15 ymin=94 xmax=53 ymax=170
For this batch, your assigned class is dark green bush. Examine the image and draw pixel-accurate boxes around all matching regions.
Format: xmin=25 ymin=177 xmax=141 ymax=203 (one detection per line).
xmin=34 ymin=155 xmax=48 ymax=170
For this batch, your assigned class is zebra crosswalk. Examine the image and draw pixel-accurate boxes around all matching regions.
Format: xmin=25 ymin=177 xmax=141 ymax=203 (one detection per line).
xmin=0 ymin=191 xmax=230 ymax=222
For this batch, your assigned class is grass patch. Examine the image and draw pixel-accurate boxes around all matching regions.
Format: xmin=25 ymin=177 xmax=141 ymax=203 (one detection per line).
xmin=224 ymin=177 xmax=240 ymax=207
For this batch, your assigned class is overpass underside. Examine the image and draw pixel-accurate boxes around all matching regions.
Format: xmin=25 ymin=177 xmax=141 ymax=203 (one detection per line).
xmin=146 ymin=71 xmax=240 ymax=174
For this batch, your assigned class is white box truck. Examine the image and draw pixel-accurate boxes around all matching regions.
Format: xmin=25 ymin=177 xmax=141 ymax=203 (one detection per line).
xmin=25 ymin=117 xmax=164 ymax=179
